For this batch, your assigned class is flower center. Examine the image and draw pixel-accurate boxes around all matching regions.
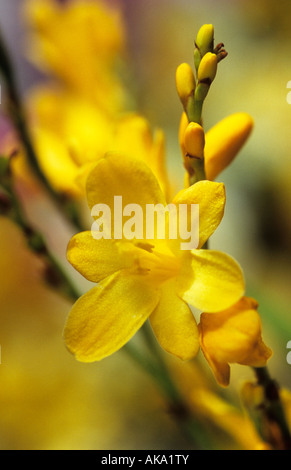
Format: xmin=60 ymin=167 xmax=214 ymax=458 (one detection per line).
xmin=132 ymin=241 xmax=181 ymax=285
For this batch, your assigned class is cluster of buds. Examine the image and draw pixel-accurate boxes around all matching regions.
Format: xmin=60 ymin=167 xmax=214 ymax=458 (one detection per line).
xmin=175 ymin=25 xmax=254 ymax=186
xmin=176 ymin=24 xmax=227 ymax=127
xmin=175 ymin=24 xmax=228 ymax=184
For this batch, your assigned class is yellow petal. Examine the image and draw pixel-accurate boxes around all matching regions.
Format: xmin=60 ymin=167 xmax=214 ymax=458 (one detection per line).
xmin=31 ymin=127 xmax=82 ymax=197
xmin=205 ymin=113 xmax=254 ymax=181
xmin=67 ymin=231 xmax=134 ymax=283
xmin=112 ymin=115 xmax=170 ymax=198
xmin=149 ymin=128 xmax=170 ymax=201
xmin=199 ymin=297 xmax=272 ymax=386
xmin=150 ymin=280 xmax=199 ymax=360
xmin=60 ymin=99 xmax=114 ymax=165
xmin=172 ymin=180 xmax=226 ymax=249
xmin=86 ymin=153 xmax=166 ymax=241
xmin=64 ymin=270 xmax=161 ymax=362
xmin=177 ymin=249 xmax=245 ymax=312
xmin=113 ymin=114 xmax=153 ymax=161
xmin=87 ymin=152 xmax=165 ymax=208
xmin=24 ymin=0 xmax=126 ymax=110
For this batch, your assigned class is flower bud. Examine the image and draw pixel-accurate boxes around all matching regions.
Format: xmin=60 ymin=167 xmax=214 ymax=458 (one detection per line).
xmin=195 ymin=24 xmax=214 ymax=58
xmin=199 ymin=297 xmax=272 ymax=387
xmin=197 ymin=52 xmax=217 ymax=83
xmin=184 ymin=122 xmax=205 ymax=159
xmin=175 ymin=63 xmax=196 ymax=107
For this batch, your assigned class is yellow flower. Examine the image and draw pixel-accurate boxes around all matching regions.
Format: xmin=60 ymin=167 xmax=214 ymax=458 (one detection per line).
xmin=179 ymin=112 xmax=254 ymax=182
xmin=22 ymin=0 xmax=170 ymax=199
xmin=23 ymin=0 xmax=127 ymax=112
xmin=64 ymin=153 xmax=245 ymax=363
xmin=199 ymin=297 xmax=272 ymax=387
xmin=26 ymin=87 xmax=169 ymax=198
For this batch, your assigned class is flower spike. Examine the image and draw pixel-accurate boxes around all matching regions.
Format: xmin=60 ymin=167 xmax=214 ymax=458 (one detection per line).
xmin=194 ymin=24 xmax=214 ymax=71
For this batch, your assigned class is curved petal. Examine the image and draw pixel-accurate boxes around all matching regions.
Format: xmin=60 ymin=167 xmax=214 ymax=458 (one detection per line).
xmin=113 ymin=115 xmax=170 ymax=200
xmin=177 ymin=249 xmax=245 ymax=312
xmin=205 ymin=113 xmax=254 ymax=181
xmin=150 ymin=280 xmax=199 ymax=360
xmin=172 ymin=180 xmax=226 ymax=249
xmin=86 ymin=152 xmax=166 ymax=212
xmin=67 ymin=231 xmax=135 ymax=283
xmin=64 ymin=270 xmax=161 ymax=362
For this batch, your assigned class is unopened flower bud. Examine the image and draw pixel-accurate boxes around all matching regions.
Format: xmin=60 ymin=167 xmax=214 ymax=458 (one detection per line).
xmin=197 ymin=52 xmax=217 ymax=83
xmin=195 ymin=24 xmax=214 ymax=57
xmin=175 ymin=63 xmax=196 ymax=107
xmin=184 ymin=122 xmax=205 ymax=159
xmin=199 ymin=297 xmax=272 ymax=387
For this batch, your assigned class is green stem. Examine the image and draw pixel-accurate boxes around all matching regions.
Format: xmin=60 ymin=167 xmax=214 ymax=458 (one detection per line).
xmin=187 ymin=98 xmax=203 ymax=126
xmin=189 ymin=157 xmax=206 ymax=185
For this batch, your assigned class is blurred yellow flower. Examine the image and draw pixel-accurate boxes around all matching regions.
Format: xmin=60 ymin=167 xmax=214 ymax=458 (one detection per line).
xmin=23 ymin=0 xmax=127 ymax=112
xmin=27 ymin=88 xmax=169 ymax=198
xmin=199 ymin=296 xmax=272 ymax=387
xmin=20 ymin=0 xmax=171 ymax=200
xmin=64 ymin=153 xmax=245 ymax=363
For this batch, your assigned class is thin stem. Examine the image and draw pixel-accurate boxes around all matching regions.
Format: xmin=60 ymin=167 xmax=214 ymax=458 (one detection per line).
xmin=253 ymin=366 xmax=291 ymax=450
xmin=189 ymin=158 xmax=206 ymax=185
xmin=187 ymin=98 xmax=203 ymax=126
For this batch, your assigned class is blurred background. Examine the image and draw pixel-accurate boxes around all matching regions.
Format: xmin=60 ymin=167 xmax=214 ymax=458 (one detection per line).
xmin=0 ymin=0 xmax=291 ymax=450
